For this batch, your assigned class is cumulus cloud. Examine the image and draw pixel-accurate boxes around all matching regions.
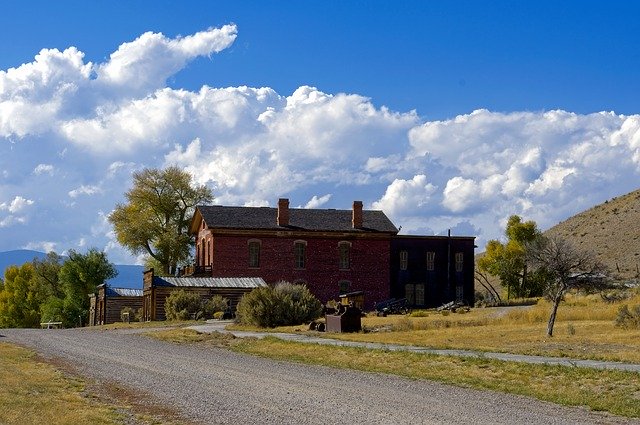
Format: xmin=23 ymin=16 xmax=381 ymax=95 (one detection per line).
xmin=0 ymin=196 xmax=34 ymax=213
xmin=372 ymin=175 xmax=437 ymax=216
xmin=303 ymin=194 xmax=332 ymax=209
xmin=2 ymin=25 xmax=640 ymax=264
xmin=97 ymin=25 xmax=237 ymax=93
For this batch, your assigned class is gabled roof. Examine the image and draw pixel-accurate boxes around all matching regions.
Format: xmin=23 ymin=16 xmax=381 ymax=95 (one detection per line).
xmin=190 ymin=205 xmax=398 ymax=234
xmin=153 ymin=276 xmax=267 ymax=289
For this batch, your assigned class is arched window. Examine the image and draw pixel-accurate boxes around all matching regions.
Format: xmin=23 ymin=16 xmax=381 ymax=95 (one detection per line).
xmin=248 ymin=239 xmax=261 ymax=268
xmin=294 ymin=240 xmax=307 ymax=269
xmin=338 ymin=241 xmax=351 ymax=270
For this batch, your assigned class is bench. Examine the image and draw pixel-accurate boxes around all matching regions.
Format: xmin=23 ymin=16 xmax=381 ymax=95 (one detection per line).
xmin=40 ymin=321 xmax=63 ymax=329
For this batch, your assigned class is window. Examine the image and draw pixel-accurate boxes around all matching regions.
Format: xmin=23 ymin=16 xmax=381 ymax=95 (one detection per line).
xmin=456 ymin=285 xmax=464 ymax=301
xmin=206 ymin=240 xmax=211 ymax=266
xmin=294 ymin=241 xmax=306 ymax=269
xmin=405 ymin=283 xmax=415 ymax=304
xmin=400 ymin=250 xmax=408 ymax=270
xmin=426 ymin=251 xmax=435 ymax=271
xmin=338 ymin=241 xmax=351 ymax=270
xmin=339 ymin=280 xmax=351 ymax=294
xmin=248 ymin=240 xmax=261 ymax=268
xmin=455 ymin=252 xmax=463 ymax=272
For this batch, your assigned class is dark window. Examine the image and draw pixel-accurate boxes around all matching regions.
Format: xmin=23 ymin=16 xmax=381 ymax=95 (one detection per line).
xmin=339 ymin=280 xmax=351 ymax=294
xmin=426 ymin=251 xmax=435 ymax=271
xmin=294 ymin=241 xmax=306 ymax=269
xmin=339 ymin=242 xmax=351 ymax=269
xmin=400 ymin=250 xmax=408 ymax=270
xmin=455 ymin=252 xmax=463 ymax=272
xmin=248 ymin=240 xmax=261 ymax=268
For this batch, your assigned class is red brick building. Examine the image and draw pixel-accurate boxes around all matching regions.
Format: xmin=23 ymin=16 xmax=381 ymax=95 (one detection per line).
xmin=187 ymin=198 xmax=475 ymax=310
xmin=189 ymin=199 xmax=398 ymax=308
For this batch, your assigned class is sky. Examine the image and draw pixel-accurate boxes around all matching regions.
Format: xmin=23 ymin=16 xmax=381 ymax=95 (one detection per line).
xmin=1 ymin=1 xmax=639 ymax=264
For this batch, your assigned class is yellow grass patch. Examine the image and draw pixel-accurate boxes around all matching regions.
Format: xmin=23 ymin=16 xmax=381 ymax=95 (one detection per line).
xmin=0 ymin=342 xmax=120 ymax=424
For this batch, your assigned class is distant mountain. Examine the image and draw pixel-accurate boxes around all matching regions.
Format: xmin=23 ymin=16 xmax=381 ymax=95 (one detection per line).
xmin=545 ymin=188 xmax=640 ymax=281
xmin=0 ymin=249 xmax=143 ymax=289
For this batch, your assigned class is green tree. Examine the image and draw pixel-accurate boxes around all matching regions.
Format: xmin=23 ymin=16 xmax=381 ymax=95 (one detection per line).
xmin=32 ymin=252 xmax=64 ymax=299
xmin=526 ymin=235 xmax=611 ymax=336
xmin=0 ymin=263 xmax=48 ymax=328
xmin=478 ymin=215 xmax=545 ymax=298
xmin=109 ymin=166 xmax=213 ymax=274
xmin=58 ymin=249 xmax=117 ymax=327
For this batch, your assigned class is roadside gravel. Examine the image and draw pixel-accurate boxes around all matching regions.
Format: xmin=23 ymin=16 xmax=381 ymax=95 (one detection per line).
xmin=1 ymin=328 xmax=636 ymax=425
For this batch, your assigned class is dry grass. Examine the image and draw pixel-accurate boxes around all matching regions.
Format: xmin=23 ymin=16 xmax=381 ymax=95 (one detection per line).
xmin=98 ymin=319 xmax=204 ymax=330
xmin=232 ymin=337 xmax=640 ymax=418
xmin=0 ymin=342 xmax=190 ymax=425
xmin=271 ymin=293 xmax=640 ymax=363
xmin=147 ymin=328 xmax=241 ymax=348
xmin=0 ymin=342 xmax=121 ymax=424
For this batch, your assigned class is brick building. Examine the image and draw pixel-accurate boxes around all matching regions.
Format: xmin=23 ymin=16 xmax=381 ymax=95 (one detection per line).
xmin=188 ymin=199 xmax=475 ymax=309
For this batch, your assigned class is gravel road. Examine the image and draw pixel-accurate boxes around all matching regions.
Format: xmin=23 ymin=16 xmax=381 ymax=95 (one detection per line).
xmin=1 ymin=328 xmax=636 ymax=425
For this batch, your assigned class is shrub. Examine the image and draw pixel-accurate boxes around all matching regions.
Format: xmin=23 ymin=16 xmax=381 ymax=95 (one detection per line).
xmin=615 ymin=304 xmax=640 ymax=329
xmin=409 ymin=310 xmax=429 ymax=318
xmin=202 ymin=295 xmax=229 ymax=318
xmin=164 ymin=290 xmax=204 ymax=321
xmin=236 ymin=281 xmax=323 ymax=328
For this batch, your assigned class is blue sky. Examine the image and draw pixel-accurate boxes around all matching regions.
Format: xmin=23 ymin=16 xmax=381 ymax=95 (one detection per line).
xmin=1 ymin=1 xmax=639 ymax=264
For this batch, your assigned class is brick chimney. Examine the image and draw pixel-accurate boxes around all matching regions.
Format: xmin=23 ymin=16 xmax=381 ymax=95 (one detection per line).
xmin=352 ymin=201 xmax=363 ymax=228
xmin=277 ymin=198 xmax=290 ymax=226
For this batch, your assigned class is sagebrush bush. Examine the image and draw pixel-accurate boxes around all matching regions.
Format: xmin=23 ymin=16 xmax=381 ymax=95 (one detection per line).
xmin=236 ymin=281 xmax=323 ymax=328
xmin=164 ymin=290 xmax=204 ymax=321
xmin=615 ymin=304 xmax=640 ymax=329
xmin=202 ymin=295 xmax=229 ymax=318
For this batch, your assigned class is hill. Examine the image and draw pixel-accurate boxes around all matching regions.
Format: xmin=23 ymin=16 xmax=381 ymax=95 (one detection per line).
xmin=0 ymin=250 xmax=143 ymax=289
xmin=545 ymin=188 xmax=640 ymax=281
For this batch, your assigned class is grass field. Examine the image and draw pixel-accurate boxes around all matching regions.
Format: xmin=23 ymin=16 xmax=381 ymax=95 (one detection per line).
xmin=0 ymin=342 xmax=187 ymax=425
xmin=0 ymin=343 xmax=122 ymax=424
xmin=240 ymin=292 xmax=640 ymax=363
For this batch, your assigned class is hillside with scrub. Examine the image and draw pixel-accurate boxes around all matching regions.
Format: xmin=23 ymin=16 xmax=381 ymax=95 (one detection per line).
xmin=545 ymin=188 xmax=640 ymax=281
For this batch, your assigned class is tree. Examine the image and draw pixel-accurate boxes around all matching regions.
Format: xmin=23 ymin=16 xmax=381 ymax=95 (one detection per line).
xmin=526 ymin=235 xmax=610 ymax=337
xmin=58 ymin=249 xmax=117 ymax=327
xmin=109 ymin=166 xmax=213 ymax=274
xmin=478 ymin=215 xmax=545 ymax=298
xmin=0 ymin=263 xmax=48 ymax=328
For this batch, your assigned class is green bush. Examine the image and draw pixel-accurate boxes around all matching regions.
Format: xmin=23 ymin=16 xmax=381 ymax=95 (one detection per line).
xmin=615 ymin=304 xmax=640 ymax=329
xmin=236 ymin=281 xmax=323 ymax=328
xmin=202 ymin=295 xmax=229 ymax=318
xmin=164 ymin=290 xmax=204 ymax=321
xmin=409 ymin=310 xmax=429 ymax=318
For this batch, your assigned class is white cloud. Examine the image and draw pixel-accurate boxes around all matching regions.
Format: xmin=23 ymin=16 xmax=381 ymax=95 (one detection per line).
xmin=97 ymin=25 xmax=237 ymax=93
xmin=2 ymin=26 xmax=640 ymax=264
xmin=0 ymin=196 xmax=34 ymax=213
xmin=372 ymin=175 xmax=436 ymax=217
xmin=23 ymin=241 xmax=57 ymax=253
xmin=33 ymin=163 xmax=55 ymax=175
xmin=68 ymin=185 xmax=102 ymax=198
xmin=303 ymin=194 xmax=332 ymax=209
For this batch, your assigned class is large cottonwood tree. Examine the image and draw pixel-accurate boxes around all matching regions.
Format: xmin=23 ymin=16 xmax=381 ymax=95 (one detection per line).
xmin=109 ymin=167 xmax=213 ymax=274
